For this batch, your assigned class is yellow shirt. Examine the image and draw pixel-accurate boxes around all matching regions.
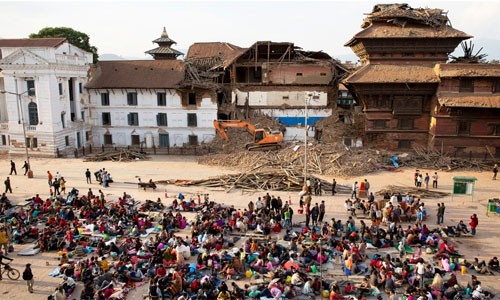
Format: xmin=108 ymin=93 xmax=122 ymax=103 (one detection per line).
xmin=101 ymin=259 xmax=109 ymax=272
xmin=0 ymin=231 xmax=7 ymax=244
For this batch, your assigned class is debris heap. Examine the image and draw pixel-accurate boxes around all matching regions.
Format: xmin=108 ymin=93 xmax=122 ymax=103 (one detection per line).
xmin=376 ymin=185 xmax=450 ymax=199
xmin=399 ymin=145 xmax=490 ymax=171
xmin=199 ymin=143 xmax=391 ymax=178
xmin=158 ymin=172 xmax=352 ymax=194
xmin=363 ymin=3 xmax=449 ymax=28
xmin=84 ymin=150 xmax=149 ymax=162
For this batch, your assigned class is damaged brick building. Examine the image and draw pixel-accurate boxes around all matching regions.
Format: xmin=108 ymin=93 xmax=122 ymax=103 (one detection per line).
xmin=183 ymin=41 xmax=347 ymax=139
xmin=344 ymin=3 xmax=500 ymax=157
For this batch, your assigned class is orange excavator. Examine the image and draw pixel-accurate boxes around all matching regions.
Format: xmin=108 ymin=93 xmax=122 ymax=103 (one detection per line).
xmin=213 ymin=120 xmax=283 ymax=151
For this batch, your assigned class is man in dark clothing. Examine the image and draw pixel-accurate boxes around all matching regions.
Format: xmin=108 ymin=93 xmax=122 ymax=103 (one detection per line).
xmin=311 ymin=203 xmax=319 ymax=227
xmin=332 ymin=179 xmax=337 ymax=196
xmin=22 ymin=161 xmax=29 ymax=176
xmin=9 ymin=161 xmax=16 ymax=175
xmin=85 ymin=168 xmax=92 ymax=184
xmin=4 ymin=177 xmax=12 ymax=194
xmin=23 ymin=263 xmax=34 ymax=293
xmin=318 ymin=201 xmax=326 ymax=223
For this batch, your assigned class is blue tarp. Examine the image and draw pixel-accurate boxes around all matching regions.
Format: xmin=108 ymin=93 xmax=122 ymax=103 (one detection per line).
xmin=390 ymin=156 xmax=399 ymax=168
xmin=275 ymin=116 xmax=323 ymax=126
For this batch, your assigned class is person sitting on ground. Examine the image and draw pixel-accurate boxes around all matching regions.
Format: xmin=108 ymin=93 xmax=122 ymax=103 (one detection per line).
xmin=61 ymin=275 xmax=76 ymax=295
xmin=472 ymin=257 xmax=494 ymax=275
xmin=456 ymin=220 xmax=470 ymax=234
xmin=488 ymin=257 xmax=499 ymax=272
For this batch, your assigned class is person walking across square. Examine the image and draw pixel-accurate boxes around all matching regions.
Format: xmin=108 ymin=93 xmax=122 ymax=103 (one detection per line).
xmin=432 ymin=172 xmax=438 ymax=188
xmin=85 ymin=168 xmax=92 ymax=184
xmin=4 ymin=177 xmax=12 ymax=194
xmin=9 ymin=160 xmax=16 ymax=175
xmin=22 ymin=161 xmax=29 ymax=176
xmin=47 ymin=171 xmax=53 ymax=186
xmin=23 ymin=263 xmax=34 ymax=293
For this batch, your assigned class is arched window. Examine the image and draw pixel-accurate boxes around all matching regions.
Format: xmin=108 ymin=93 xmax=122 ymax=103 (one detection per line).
xmin=28 ymin=102 xmax=39 ymax=125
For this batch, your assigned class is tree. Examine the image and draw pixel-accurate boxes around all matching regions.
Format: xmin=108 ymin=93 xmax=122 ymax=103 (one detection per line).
xmin=450 ymin=41 xmax=487 ymax=64
xmin=29 ymin=27 xmax=98 ymax=63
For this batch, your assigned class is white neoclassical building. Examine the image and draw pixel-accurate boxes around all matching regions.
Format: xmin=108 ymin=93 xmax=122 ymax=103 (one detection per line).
xmin=0 ymin=38 xmax=93 ymax=156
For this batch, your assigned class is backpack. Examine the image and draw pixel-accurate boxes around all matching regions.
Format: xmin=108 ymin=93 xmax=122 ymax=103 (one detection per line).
xmin=22 ymin=269 xmax=33 ymax=280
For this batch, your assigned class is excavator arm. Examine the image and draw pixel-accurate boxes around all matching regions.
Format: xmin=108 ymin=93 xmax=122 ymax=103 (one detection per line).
xmin=213 ymin=120 xmax=256 ymax=141
xmin=213 ymin=119 xmax=283 ymax=151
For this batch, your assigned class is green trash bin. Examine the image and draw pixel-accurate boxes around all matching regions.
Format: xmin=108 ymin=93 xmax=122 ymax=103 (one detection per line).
xmin=488 ymin=201 xmax=496 ymax=213
xmin=453 ymin=182 xmax=467 ymax=194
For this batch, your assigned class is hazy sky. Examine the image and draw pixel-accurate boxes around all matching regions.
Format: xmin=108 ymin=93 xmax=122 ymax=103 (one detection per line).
xmin=1 ymin=1 xmax=500 ymax=60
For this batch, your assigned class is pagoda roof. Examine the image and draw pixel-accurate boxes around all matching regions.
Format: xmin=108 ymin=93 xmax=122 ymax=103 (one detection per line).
xmin=345 ymin=23 xmax=471 ymax=46
xmin=438 ymin=93 xmax=500 ymax=108
xmin=437 ymin=63 xmax=500 ymax=77
xmin=145 ymin=47 xmax=184 ymax=56
xmin=152 ymin=27 xmax=176 ymax=44
xmin=344 ymin=64 xmax=439 ymax=83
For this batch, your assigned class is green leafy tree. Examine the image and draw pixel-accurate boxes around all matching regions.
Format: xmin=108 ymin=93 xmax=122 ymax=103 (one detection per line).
xmin=29 ymin=27 xmax=98 ymax=63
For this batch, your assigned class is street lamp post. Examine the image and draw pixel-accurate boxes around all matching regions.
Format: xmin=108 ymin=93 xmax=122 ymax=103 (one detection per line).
xmin=304 ymin=92 xmax=319 ymax=185
xmin=1 ymin=85 xmax=35 ymax=178
xmin=304 ymin=93 xmax=309 ymax=185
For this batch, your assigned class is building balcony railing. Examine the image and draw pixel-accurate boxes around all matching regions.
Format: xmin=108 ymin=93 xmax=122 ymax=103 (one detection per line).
xmin=27 ymin=125 xmax=37 ymax=131
xmin=0 ymin=123 xmax=8 ymax=130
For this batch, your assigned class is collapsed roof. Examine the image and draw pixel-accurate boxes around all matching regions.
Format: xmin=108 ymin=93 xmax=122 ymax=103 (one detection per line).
xmin=362 ymin=3 xmax=450 ymax=28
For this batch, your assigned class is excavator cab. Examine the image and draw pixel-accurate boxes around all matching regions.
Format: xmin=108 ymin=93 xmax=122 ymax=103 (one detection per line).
xmin=254 ymin=130 xmax=265 ymax=143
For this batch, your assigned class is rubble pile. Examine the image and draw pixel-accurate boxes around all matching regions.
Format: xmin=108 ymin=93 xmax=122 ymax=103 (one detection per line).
xmin=399 ymin=144 xmax=491 ymax=171
xmin=84 ymin=150 xmax=149 ymax=162
xmin=376 ymin=185 xmax=450 ymax=199
xmin=315 ymin=112 xmax=365 ymax=144
xmin=199 ymin=142 xmax=491 ymax=181
xmin=363 ymin=3 xmax=449 ymax=28
xmin=158 ymin=172 xmax=351 ymax=193
xmin=199 ymin=143 xmax=391 ymax=178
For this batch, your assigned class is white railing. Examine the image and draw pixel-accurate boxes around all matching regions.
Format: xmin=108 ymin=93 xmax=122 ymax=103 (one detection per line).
xmin=27 ymin=125 xmax=37 ymax=131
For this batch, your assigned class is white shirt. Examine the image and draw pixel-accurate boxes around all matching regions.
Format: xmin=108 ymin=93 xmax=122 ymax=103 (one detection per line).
xmin=64 ymin=276 xmax=76 ymax=286
xmin=303 ymin=281 xmax=313 ymax=294
xmin=256 ymin=200 xmax=263 ymax=209
xmin=291 ymin=273 xmax=303 ymax=285
xmin=416 ymin=262 xmax=425 ymax=275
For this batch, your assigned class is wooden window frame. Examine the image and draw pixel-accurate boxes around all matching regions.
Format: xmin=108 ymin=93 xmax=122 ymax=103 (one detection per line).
xmin=101 ymin=93 xmax=110 ymax=106
xmin=102 ymin=112 xmax=111 ymax=125
xmin=127 ymin=92 xmax=138 ymax=106
xmin=187 ymin=113 xmax=197 ymax=127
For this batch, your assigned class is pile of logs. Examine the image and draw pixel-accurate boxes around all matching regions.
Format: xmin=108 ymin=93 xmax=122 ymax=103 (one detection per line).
xmin=159 ymin=171 xmax=352 ymax=193
xmin=84 ymin=150 xmax=149 ymax=162
xmin=401 ymin=145 xmax=491 ymax=171
xmin=199 ymin=143 xmax=391 ymax=178
xmin=375 ymin=185 xmax=450 ymax=199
